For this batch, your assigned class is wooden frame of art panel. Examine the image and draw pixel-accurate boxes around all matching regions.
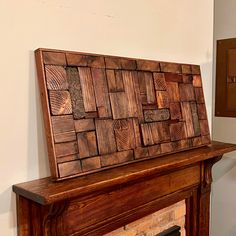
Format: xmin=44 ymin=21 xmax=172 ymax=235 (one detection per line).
xmin=35 ymin=48 xmax=211 ymax=181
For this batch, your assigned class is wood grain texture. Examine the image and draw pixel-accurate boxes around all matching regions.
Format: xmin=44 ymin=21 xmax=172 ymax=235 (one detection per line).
xmin=58 ymin=160 xmax=82 ymax=178
xmin=49 ymin=91 xmax=72 ymax=115
xmin=91 ymin=68 xmax=111 ymax=118
xmin=45 ymin=65 xmax=68 ymax=90
xmin=78 ymin=67 xmax=97 ymax=112
xmin=35 ymin=48 xmax=211 ymax=180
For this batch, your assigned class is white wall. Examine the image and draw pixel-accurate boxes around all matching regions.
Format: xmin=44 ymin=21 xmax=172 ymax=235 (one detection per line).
xmin=212 ymin=0 xmax=236 ymax=235
xmin=0 ymin=1 xmax=213 ymax=235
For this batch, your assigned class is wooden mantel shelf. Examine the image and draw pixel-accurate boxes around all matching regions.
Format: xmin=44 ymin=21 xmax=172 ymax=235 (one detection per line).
xmin=13 ymin=141 xmax=236 ymax=236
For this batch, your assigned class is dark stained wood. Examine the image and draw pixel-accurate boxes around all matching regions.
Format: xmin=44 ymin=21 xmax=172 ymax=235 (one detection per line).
xmin=182 ymin=75 xmax=193 ymax=83
xmin=43 ymin=51 xmax=66 ymax=65
xmin=169 ymin=103 xmax=182 ymax=120
xmin=105 ymin=56 xmax=122 ymax=69
xmin=51 ymin=115 xmax=76 ymax=143
xmin=66 ymin=53 xmax=87 ymax=66
xmin=58 ymin=160 xmax=82 ymax=178
xmin=181 ymin=102 xmax=195 ymax=138
xmin=191 ymin=65 xmax=201 ymax=75
xmin=136 ymin=59 xmax=160 ymax=71
xmin=148 ymin=144 xmax=161 ymax=156
xmin=86 ymin=55 xmax=105 ymax=68
xmin=179 ymin=83 xmax=195 ymax=101
xmin=132 ymin=118 xmax=142 ymax=147
xmin=190 ymin=102 xmax=201 ymax=136
xmin=91 ymin=68 xmax=111 ymax=118
xmin=182 ymin=65 xmax=192 ymax=74
xmin=49 ymin=91 xmax=72 ymax=115
xmin=192 ymin=137 xmax=202 ymax=147
xmin=200 ymin=120 xmax=210 ymax=136
xmin=153 ymin=73 xmax=167 ymax=91
xmin=77 ymin=131 xmax=98 ymax=158
xmin=134 ymin=147 xmax=149 ymax=159
xmin=160 ymin=62 xmax=181 ymax=73
xmin=66 ymin=67 xmax=86 ymax=119
xmin=45 ymin=65 xmax=68 ymax=90
xmin=113 ymin=119 xmax=135 ymax=151
xmin=165 ymin=73 xmax=183 ymax=83
xmin=81 ymin=156 xmax=101 ymax=172
xmin=144 ymin=109 xmax=170 ymax=122
xmin=54 ymin=141 xmax=78 ymax=158
xmin=197 ymin=104 xmax=207 ymax=120
xmin=56 ymin=154 xmax=79 ymax=164
xmin=74 ymin=119 xmax=95 ymax=132
xmin=106 ymin=70 xmax=124 ymax=92
xmin=169 ymin=122 xmax=186 ymax=141
xmin=166 ymin=82 xmax=180 ymax=102
xmin=195 ymin=88 xmax=205 ymax=103
xmin=120 ymin=58 xmax=136 ymax=70
xmin=95 ymin=119 xmax=116 ymax=155
xmin=78 ymin=67 xmax=97 ymax=112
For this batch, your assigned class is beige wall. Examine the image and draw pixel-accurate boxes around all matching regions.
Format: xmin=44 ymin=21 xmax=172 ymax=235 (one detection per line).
xmin=212 ymin=0 xmax=236 ymax=235
xmin=0 ymin=1 xmax=213 ymax=235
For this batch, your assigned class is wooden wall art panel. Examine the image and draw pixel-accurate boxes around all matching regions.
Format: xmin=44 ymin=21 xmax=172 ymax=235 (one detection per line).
xmin=35 ymin=48 xmax=211 ymax=180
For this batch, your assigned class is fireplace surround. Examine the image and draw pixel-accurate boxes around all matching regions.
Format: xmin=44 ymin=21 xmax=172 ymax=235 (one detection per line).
xmin=13 ymin=141 xmax=236 ymax=236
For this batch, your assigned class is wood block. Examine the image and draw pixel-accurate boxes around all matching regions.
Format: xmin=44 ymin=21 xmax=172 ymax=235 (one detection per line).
xmin=192 ymin=137 xmax=202 ymax=147
xmin=58 ymin=160 xmax=82 ymax=178
xmin=194 ymin=88 xmax=204 ymax=103
xmin=179 ymin=83 xmax=195 ymax=101
xmin=114 ymin=119 xmax=135 ymax=151
xmin=74 ymin=119 xmax=95 ymax=132
xmin=172 ymin=139 xmax=191 ymax=150
xmin=122 ymin=71 xmax=139 ymax=117
xmin=202 ymin=135 xmax=211 ymax=145
xmin=51 ymin=115 xmax=76 ymax=143
xmin=149 ymin=122 xmax=161 ymax=144
xmin=193 ymin=75 xmax=202 ymax=87
xmin=144 ymin=109 xmax=170 ymax=122
xmin=141 ymin=124 xmax=155 ymax=146
xmin=190 ymin=102 xmax=201 ymax=136
xmin=197 ymin=104 xmax=207 ymax=120
xmin=160 ymin=62 xmax=181 ymax=73
xmin=66 ymin=53 xmax=87 ymax=66
xmin=85 ymin=112 xmax=98 ymax=119
xmin=191 ymin=65 xmax=201 ymax=75
xmin=106 ymin=70 xmax=124 ymax=92
xmin=81 ymin=156 xmax=101 ymax=172
xmin=181 ymin=102 xmax=195 ymax=138
xmin=156 ymin=91 xmax=169 ymax=108
xmin=95 ymin=119 xmax=117 ymax=155
xmin=160 ymin=142 xmax=173 ymax=153
xmin=132 ymin=118 xmax=142 ymax=147
xmin=136 ymin=59 xmax=160 ymax=71
xmin=45 ymin=65 xmax=68 ymax=90
xmin=153 ymin=73 xmax=167 ymax=91
xmin=42 ymin=51 xmax=66 ymax=65
xmin=164 ymin=73 xmax=183 ymax=82
xmin=86 ymin=55 xmax=105 ymax=68
xmin=78 ymin=67 xmax=97 ymax=112
xmin=182 ymin=75 xmax=193 ymax=84
xmin=148 ymin=145 xmax=161 ymax=156
xmin=169 ymin=122 xmax=186 ymax=141
xmin=182 ymin=65 xmax=192 ymax=74
xmin=57 ymin=154 xmax=78 ymax=164
xmin=100 ymin=150 xmax=134 ymax=167
xmin=55 ymin=141 xmax=78 ymax=158
xmin=169 ymin=103 xmax=182 ymax=120
xmin=120 ymin=58 xmax=136 ymax=70
xmin=66 ymin=67 xmax=86 ymax=119
xmin=142 ymin=104 xmax=158 ymax=110
xmin=109 ymin=92 xmax=129 ymax=119
xmin=200 ymin=120 xmax=210 ymax=136
xmin=105 ymin=57 xmax=121 ymax=69
xmin=77 ymin=131 xmax=98 ymax=158
xmin=134 ymin=147 xmax=149 ymax=159
xmin=91 ymin=68 xmax=112 ymax=118
xmin=49 ymin=91 xmax=72 ymax=115
xmin=154 ymin=122 xmax=170 ymax=142
xmin=166 ymin=82 xmax=180 ymax=102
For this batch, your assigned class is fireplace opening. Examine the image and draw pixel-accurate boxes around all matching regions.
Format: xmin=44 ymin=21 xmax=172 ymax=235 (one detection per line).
xmin=156 ymin=225 xmax=181 ymax=236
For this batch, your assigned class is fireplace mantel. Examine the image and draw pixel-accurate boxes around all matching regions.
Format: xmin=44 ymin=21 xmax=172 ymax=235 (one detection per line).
xmin=13 ymin=141 xmax=236 ymax=236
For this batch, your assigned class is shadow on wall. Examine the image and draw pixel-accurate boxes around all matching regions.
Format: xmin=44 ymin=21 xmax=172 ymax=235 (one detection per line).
xmin=27 ymin=50 xmax=50 ymax=179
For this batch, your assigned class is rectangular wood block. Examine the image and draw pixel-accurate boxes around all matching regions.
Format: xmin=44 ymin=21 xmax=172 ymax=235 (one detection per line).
xmin=169 ymin=103 xmax=182 ymax=120
xmin=77 ymin=131 xmax=98 ymax=158
xmin=134 ymin=147 xmax=149 ymax=159
xmin=165 ymin=73 xmax=183 ymax=83
xmin=132 ymin=118 xmax=142 ymax=147
xmin=113 ymin=119 xmax=135 ymax=151
xmin=91 ymin=68 xmax=112 ymax=118
xmin=120 ymin=58 xmax=136 ymax=70
xmin=160 ymin=62 xmax=181 ymax=73
xmin=49 ymin=91 xmax=72 ymax=115
xmin=166 ymin=82 xmax=180 ymax=102
xmin=81 ymin=156 xmax=101 ymax=172
xmin=197 ymin=104 xmax=207 ymax=120
xmin=66 ymin=53 xmax=87 ymax=66
xmin=156 ymin=91 xmax=169 ymax=108
xmin=58 ymin=160 xmax=82 ymax=178
xmin=45 ymin=65 xmax=68 ymax=90
xmin=202 ymin=135 xmax=211 ymax=144
xmin=148 ymin=145 xmax=161 ymax=156
xmin=95 ymin=119 xmax=117 ymax=155
xmin=181 ymin=102 xmax=195 ymax=138
xmin=86 ymin=55 xmax=105 ymax=68
xmin=74 ymin=119 xmax=95 ymax=132
xmin=153 ymin=73 xmax=167 ymax=91
xmin=136 ymin=59 xmax=160 ymax=71
xmin=154 ymin=122 xmax=170 ymax=142
xmin=109 ymin=92 xmax=129 ymax=119
xmin=51 ymin=115 xmax=76 ymax=143
xmin=179 ymin=84 xmax=195 ymax=101
xmin=160 ymin=142 xmax=173 ymax=153
xmin=57 ymin=154 xmax=78 ymax=164
xmin=182 ymin=75 xmax=193 ymax=84
xmin=200 ymin=120 xmax=210 ymax=136
xmin=144 ymin=109 xmax=170 ymax=122
xmin=169 ymin=122 xmax=186 ymax=141
xmin=106 ymin=70 xmax=124 ymax=92
xmin=195 ymin=88 xmax=205 ymax=103
xmin=172 ymin=139 xmax=191 ymax=150
xmin=55 ymin=141 xmax=78 ymax=158
xmin=66 ymin=67 xmax=86 ymax=119
xmin=182 ymin=65 xmax=192 ymax=74
xmin=191 ymin=65 xmax=201 ymax=75
xmin=43 ymin=51 xmax=66 ymax=65
xmin=105 ymin=56 xmax=122 ymax=69
xmin=100 ymin=150 xmax=134 ymax=167
xmin=192 ymin=137 xmax=202 ymax=147
xmin=193 ymin=75 xmax=202 ymax=87
xmin=141 ymin=124 xmax=155 ymax=146
xmin=190 ymin=102 xmax=201 ymax=136
xmin=78 ymin=67 xmax=97 ymax=112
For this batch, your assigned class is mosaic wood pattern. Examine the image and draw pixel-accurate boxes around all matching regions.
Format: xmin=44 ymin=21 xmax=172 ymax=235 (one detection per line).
xmin=35 ymin=48 xmax=211 ymax=180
